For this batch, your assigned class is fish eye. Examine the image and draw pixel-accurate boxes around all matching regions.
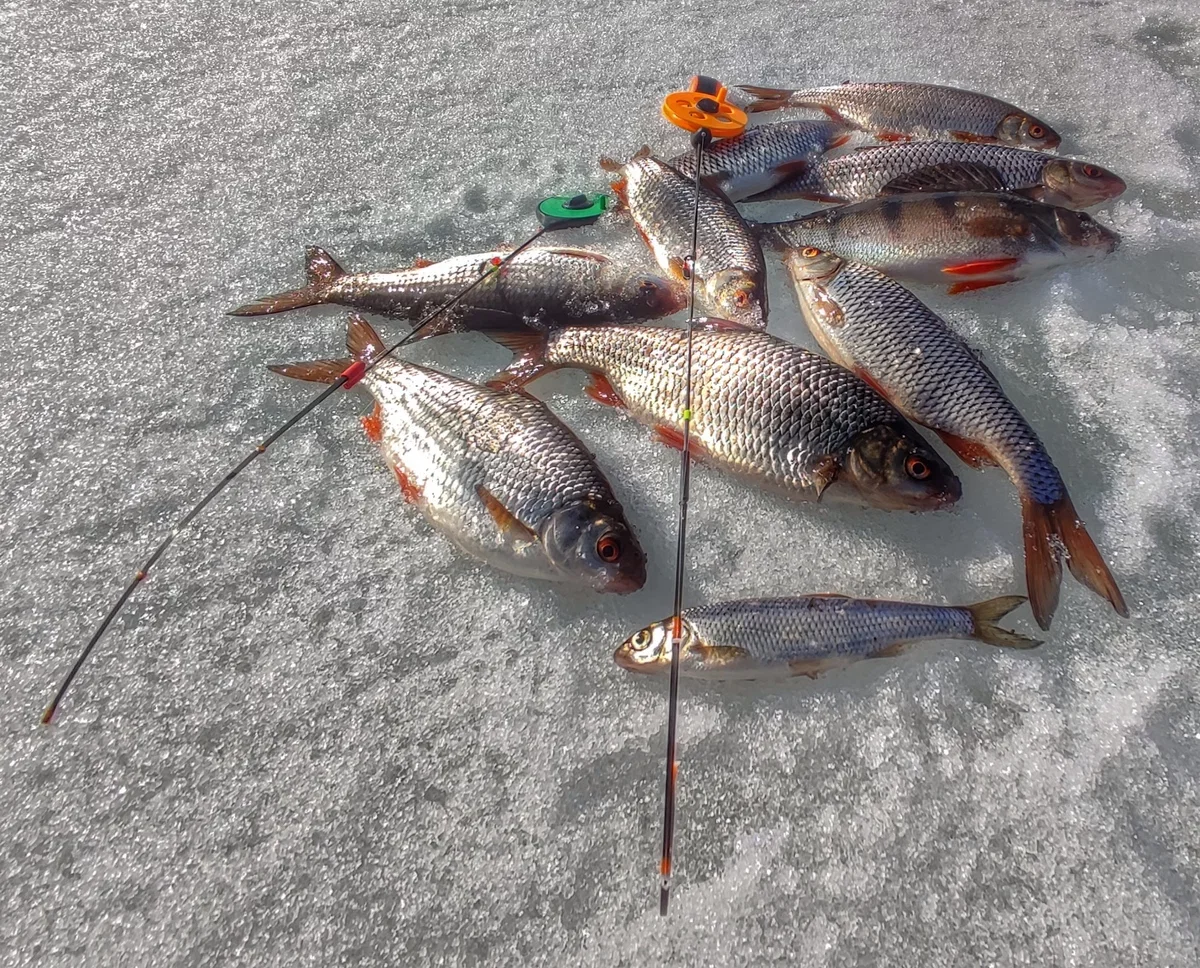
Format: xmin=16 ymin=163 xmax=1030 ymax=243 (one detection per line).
xmin=596 ymin=533 xmax=622 ymax=562
xmin=1028 ymin=123 xmax=1045 ymax=138
xmin=905 ymin=456 xmax=932 ymax=480
xmin=733 ymin=290 xmax=750 ymax=307
xmin=632 ymin=629 xmax=651 ymax=649
xmin=1082 ymin=165 xmax=1101 ymax=178
xmin=802 ymin=246 xmax=822 ymax=258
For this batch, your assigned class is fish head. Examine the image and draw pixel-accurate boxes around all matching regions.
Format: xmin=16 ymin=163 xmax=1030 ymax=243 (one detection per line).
xmin=1039 ymin=160 xmax=1126 ymax=208
xmin=841 ymin=423 xmax=962 ymax=511
xmin=614 ymin=619 xmax=679 ymax=673
xmin=1050 ymin=207 xmax=1121 ymax=255
xmin=706 ymin=268 xmax=768 ymax=330
xmin=783 ymin=245 xmax=845 ymax=283
xmin=994 ymin=112 xmax=1061 ymax=151
xmin=541 ymin=500 xmax=646 ymax=594
xmin=621 ymin=272 xmax=688 ymax=319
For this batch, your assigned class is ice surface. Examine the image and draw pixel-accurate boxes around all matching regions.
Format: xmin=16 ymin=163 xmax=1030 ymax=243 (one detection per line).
xmin=3 ymin=0 xmax=1199 ymax=965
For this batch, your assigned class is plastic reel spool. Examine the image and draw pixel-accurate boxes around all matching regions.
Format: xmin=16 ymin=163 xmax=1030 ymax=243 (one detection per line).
xmin=661 ymin=75 xmax=747 ymax=139
xmin=537 ymin=193 xmax=609 ymax=230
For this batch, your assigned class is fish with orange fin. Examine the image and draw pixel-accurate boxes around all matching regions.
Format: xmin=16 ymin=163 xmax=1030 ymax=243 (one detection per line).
xmin=465 ymin=319 xmax=961 ymax=512
xmin=736 ymin=81 xmax=1060 ymax=150
xmin=229 ymin=245 xmax=683 ymax=326
xmin=616 ymin=594 xmax=1039 ymax=680
xmin=269 ymin=314 xmax=646 ymax=593
xmin=783 ymin=246 xmax=1127 ymax=629
xmin=758 ymin=192 xmax=1119 ymax=294
xmin=667 ymin=118 xmax=853 ymax=202
xmin=600 ymin=147 xmax=768 ymax=329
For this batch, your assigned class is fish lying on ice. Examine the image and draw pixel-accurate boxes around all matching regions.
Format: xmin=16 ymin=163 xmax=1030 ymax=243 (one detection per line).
xmin=736 ymin=81 xmax=1061 ymax=150
xmin=758 ymin=192 xmax=1120 ymax=293
xmin=783 ymin=246 xmax=1127 ymax=629
xmin=270 ymin=314 xmax=646 ymax=592
xmin=749 ymin=141 xmax=1126 ymax=210
xmin=474 ymin=320 xmax=961 ymax=511
xmin=667 ymin=119 xmax=852 ymax=201
xmin=230 ymin=246 xmax=684 ymax=324
xmin=615 ymin=594 xmax=1039 ymax=679
xmin=601 ymin=147 xmax=769 ymax=329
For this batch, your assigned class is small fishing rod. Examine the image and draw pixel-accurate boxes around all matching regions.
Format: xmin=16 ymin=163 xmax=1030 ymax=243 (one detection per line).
xmin=41 ymin=193 xmax=610 ymax=725
xmin=656 ymin=77 xmax=749 ymax=915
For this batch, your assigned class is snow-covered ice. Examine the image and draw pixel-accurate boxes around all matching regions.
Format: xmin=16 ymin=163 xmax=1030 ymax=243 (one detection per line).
xmin=3 ymin=1 xmax=1199 ymax=965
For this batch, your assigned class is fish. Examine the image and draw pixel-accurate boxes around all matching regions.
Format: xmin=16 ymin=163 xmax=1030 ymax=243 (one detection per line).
xmin=736 ymin=81 xmax=1061 ymax=150
xmin=229 ymin=245 xmax=684 ymax=325
xmin=476 ymin=320 xmax=961 ymax=511
xmin=600 ymin=147 xmax=769 ymax=329
xmin=758 ymin=192 xmax=1120 ymax=294
xmin=783 ymin=246 xmax=1127 ymax=629
xmin=269 ymin=314 xmax=646 ymax=593
xmin=615 ymin=594 xmax=1039 ymax=679
xmin=667 ymin=119 xmax=853 ymax=202
xmin=748 ymin=141 xmax=1126 ymax=210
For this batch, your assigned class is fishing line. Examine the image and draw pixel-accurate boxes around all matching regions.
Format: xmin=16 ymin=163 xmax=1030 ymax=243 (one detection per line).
xmin=42 ymin=194 xmax=609 ymax=724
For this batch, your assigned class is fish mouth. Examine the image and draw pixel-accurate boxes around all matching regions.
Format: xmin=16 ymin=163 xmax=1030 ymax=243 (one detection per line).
xmin=601 ymin=569 xmax=647 ymax=595
xmin=613 ymin=645 xmax=662 ymax=673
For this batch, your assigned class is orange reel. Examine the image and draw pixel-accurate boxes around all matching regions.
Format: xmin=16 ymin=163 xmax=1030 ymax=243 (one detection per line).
xmin=661 ymin=75 xmax=748 ymax=139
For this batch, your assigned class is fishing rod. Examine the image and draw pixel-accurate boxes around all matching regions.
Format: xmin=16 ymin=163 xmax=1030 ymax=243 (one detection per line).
xmin=657 ymin=77 xmax=749 ymax=915
xmin=41 ymin=193 xmax=610 ymax=725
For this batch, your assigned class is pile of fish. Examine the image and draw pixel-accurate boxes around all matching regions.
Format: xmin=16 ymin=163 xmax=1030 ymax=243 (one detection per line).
xmin=232 ymin=79 xmax=1129 ymax=682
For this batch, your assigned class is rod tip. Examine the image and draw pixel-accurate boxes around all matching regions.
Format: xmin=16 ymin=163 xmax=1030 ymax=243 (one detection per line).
xmin=41 ymin=704 xmax=57 ymax=725
xmin=659 ymin=882 xmax=670 ymax=916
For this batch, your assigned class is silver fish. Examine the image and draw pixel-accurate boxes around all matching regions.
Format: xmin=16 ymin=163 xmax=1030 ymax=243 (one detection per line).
xmin=481 ymin=320 xmax=961 ymax=512
xmin=784 ymin=247 xmax=1127 ymax=629
xmin=229 ymin=245 xmax=684 ymax=324
xmin=737 ymin=81 xmax=1060 ymax=150
xmin=601 ymin=147 xmax=769 ymax=328
xmin=750 ymin=141 xmax=1126 ymax=210
xmin=667 ymin=119 xmax=852 ymax=201
xmin=270 ymin=314 xmax=646 ymax=592
xmin=759 ymin=192 xmax=1120 ymax=293
xmin=616 ymin=595 xmax=1038 ymax=679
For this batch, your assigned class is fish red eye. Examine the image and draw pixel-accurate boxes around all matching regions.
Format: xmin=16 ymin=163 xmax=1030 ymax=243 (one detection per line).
xmin=1028 ymin=124 xmax=1045 ymax=138
xmin=802 ymin=247 xmax=821 ymax=258
xmin=733 ymin=290 xmax=749 ymax=307
xmin=905 ymin=456 xmax=932 ymax=480
xmin=596 ymin=534 xmax=622 ymax=562
xmin=1082 ymin=165 xmax=1101 ymax=178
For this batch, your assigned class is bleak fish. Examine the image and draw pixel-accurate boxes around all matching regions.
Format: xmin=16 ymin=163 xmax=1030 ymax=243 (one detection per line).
xmin=270 ymin=314 xmax=646 ymax=593
xmin=615 ymin=594 xmax=1039 ymax=679
xmin=479 ymin=320 xmax=961 ymax=511
xmin=759 ymin=192 xmax=1120 ymax=293
xmin=737 ymin=81 xmax=1060 ymax=150
xmin=784 ymin=247 xmax=1127 ymax=628
xmin=667 ymin=119 xmax=852 ymax=201
xmin=229 ymin=246 xmax=684 ymax=324
xmin=601 ymin=147 xmax=768 ymax=329
xmin=751 ymin=141 xmax=1126 ymax=209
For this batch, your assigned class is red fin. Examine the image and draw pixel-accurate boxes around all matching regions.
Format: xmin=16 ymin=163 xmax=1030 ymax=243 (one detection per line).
xmin=267 ymin=359 xmax=350 ymax=384
xmin=228 ymin=245 xmax=347 ymax=316
xmin=652 ymin=424 xmax=708 ymax=461
xmin=788 ymin=659 xmax=829 ymax=679
xmin=947 ymin=279 xmax=1010 ymax=295
xmin=852 ymin=366 xmax=890 ymax=399
xmin=476 ymin=485 xmax=537 ymax=543
xmin=772 ymin=159 xmax=809 ymax=178
xmin=697 ymin=316 xmax=753 ymax=332
xmin=933 ymin=429 xmax=999 ymax=468
xmin=828 ymin=133 xmax=851 ymax=149
xmin=360 ymin=403 xmax=383 ymax=443
xmin=585 ymin=373 xmax=625 ymax=408
xmin=393 ymin=465 xmax=422 ymax=505
xmin=942 ymin=257 xmax=1022 ymax=277
xmin=599 ymin=156 xmax=623 ymax=173
xmin=1021 ymin=492 xmax=1126 ymax=631
xmin=666 ymin=255 xmax=691 ymax=282
xmin=543 ymin=247 xmax=611 ymax=263
xmin=411 ymin=257 xmax=435 ymax=269
xmin=950 ymin=130 xmax=993 ymax=144
xmin=876 ymin=131 xmax=910 ymax=143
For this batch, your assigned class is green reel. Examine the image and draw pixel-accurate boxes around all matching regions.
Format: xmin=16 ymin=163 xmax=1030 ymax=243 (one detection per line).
xmin=536 ymin=193 xmax=609 ymax=230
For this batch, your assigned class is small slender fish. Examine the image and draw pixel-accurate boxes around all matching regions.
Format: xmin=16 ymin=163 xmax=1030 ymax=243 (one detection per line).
xmin=600 ymin=147 xmax=769 ymax=329
xmin=270 ymin=314 xmax=646 ymax=592
xmin=229 ymin=246 xmax=684 ymax=324
xmin=750 ymin=141 xmax=1126 ymax=210
xmin=615 ymin=595 xmax=1039 ymax=679
xmin=759 ymin=192 xmax=1120 ymax=293
xmin=783 ymin=247 xmax=1127 ymax=628
xmin=667 ymin=119 xmax=852 ymax=201
xmin=736 ymin=81 xmax=1061 ymax=150
xmin=476 ymin=320 xmax=961 ymax=511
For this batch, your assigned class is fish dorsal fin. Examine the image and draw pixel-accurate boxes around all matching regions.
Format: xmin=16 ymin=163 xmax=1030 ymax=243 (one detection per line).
xmin=541 ymin=247 xmax=612 ymax=263
xmin=696 ymin=316 xmax=753 ymax=332
xmin=476 ymin=485 xmax=538 ymax=545
xmin=305 ymin=246 xmax=347 ymax=286
xmin=346 ymin=314 xmax=385 ymax=362
xmin=880 ymin=161 xmax=1008 ymax=196
xmin=633 ymin=144 xmax=654 ymax=160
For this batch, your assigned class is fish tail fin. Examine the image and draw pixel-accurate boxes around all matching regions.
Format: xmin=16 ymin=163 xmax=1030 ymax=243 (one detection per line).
xmin=599 ymin=156 xmax=623 ymax=173
xmin=1021 ymin=492 xmax=1126 ymax=630
xmin=967 ymin=596 xmax=1041 ymax=649
xmin=476 ymin=321 xmax=557 ymax=390
xmin=228 ymin=246 xmax=347 ymax=316
xmin=736 ymin=84 xmax=795 ymax=113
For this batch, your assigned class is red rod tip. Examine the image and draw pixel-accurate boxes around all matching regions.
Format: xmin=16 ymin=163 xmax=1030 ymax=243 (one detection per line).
xmin=41 ymin=705 xmax=56 ymax=725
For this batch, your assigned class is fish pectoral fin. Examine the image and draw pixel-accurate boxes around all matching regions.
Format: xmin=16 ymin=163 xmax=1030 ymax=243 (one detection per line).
xmin=879 ymin=161 xmax=1008 ymax=196
xmin=788 ymin=659 xmax=829 ymax=679
xmin=584 ymin=372 xmax=625 ymax=408
xmin=666 ymin=255 xmax=692 ymax=282
xmin=476 ymin=485 xmax=539 ymax=545
xmin=949 ymin=130 xmax=994 ymax=144
xmin=933 ymin=429 xmax=999 ymax=468
xmin=697 ymin=316 xmax=754 ymax=332
xmin=652 ymin=424 xmax=708 ymax=462
xmin=947 ymin=278 xmax=1012 ymax=295
xmin=411 ymin=257 xmax=435 ymax=269
xmin=360 ymin=403 xmax=384 ymax=443
xmin=696 ymin=644 xmax=752 ymax=670
xmin=941 ymin=257 xmax=1022 ymax=277
xmin=542 ymin=247 xmax=611 ymax=263
xmin=393 ymin=466 xmax=423 ymax=505
xmin=810 ymin=455 xmax=840 ymax=499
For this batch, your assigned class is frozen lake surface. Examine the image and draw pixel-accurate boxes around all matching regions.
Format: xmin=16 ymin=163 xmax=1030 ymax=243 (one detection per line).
xmin=3 ymin=1 xmax=1199 ymax=965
